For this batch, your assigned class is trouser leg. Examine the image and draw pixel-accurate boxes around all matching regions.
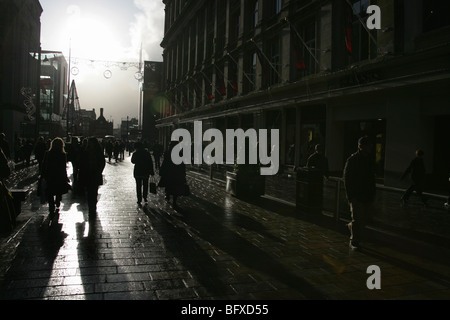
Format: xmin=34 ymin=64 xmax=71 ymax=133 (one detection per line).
xmin=135 ymin=178 xmax=143 ymax=202
xmin=48 ymin=195 xmax=55 ymax=212
xmin=87 ymin=185 xmax=98 ymax=214
xmin=415 ymin=183 xmax=427 ymax=204
xmin=55 ymin=194 xmax=62 ymax=208
xmin=402 ymin=185 xmax=415 ymax=201
xmin=348 ymin=201 xmax=371 ymax=244
xmin=142 ymin=177 xmax=149 ymax=201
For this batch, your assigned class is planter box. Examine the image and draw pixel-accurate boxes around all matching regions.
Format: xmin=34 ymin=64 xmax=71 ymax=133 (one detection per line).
xmin=226 ymin=171 xmax=265 ymax=198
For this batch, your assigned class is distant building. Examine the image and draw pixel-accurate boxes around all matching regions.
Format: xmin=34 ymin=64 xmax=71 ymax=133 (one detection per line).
xmin=121 ymin=117 xmax=139 ymax=141
xmin=77 ymin=108 xmax=97 ymax=137
xmin=90 ymin=108 xmax=113 ymax=138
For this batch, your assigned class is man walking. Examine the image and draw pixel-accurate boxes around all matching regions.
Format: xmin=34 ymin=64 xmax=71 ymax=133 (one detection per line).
xmin=343 ymin=136 xmax=376 ymax=250
xmin=401 ymin=150 xmax=428 ymax=206
xmin=131 ymin=141 xmax=155 ymax=206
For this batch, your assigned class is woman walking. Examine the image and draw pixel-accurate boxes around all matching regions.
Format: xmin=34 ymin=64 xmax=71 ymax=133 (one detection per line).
xmin=41 ymin=138 xmax=70 ymax=216
xmin=159 ymin=141 xmax=187 ymax=207
xmin=79 ymin=137 xmax=106 ymax=216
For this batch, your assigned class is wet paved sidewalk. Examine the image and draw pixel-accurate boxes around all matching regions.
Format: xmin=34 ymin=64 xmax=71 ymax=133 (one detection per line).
xmin=1 ymin=156 xmax=450 ymax=300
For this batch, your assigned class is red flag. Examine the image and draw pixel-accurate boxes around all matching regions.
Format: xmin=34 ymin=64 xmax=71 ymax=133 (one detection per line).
xmin=291 ymin=26 xmax=306 ymax=70
xmin=217 ymin=73 xmax=226 ymax=96
xmin=345 ymin=6 xmax=353 ymax=54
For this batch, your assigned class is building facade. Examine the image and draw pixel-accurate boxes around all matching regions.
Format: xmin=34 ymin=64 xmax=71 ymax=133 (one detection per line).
xmin=142 ymin=61 xmax=163 ymax=144
xmin=157 ymin=0 xmax=450 ymax=192
xmin=39 ymin=50 xmax=68 ymax=138
xmin=0 ymin=0 xmax=43 ymax=151
xmin=90 ymin=108 xmax=113 ymax=138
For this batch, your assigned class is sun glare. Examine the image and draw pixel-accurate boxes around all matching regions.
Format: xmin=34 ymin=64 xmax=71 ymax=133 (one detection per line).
xmin=66 ymin=5 xmax=123 ymax=61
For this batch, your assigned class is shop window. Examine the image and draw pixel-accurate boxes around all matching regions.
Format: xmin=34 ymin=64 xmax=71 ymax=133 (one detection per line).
xmin=345 ymin=0 xmax=377 ymax=63
xmin=292 ymin=20 xmax=317 ymax=81
xmin=265 ymin=0 xmax=283 ymax=17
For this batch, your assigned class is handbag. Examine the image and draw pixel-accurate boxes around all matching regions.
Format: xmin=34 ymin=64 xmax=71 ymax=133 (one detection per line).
xmin=149 ymin=176 xmax=157 ymax=194
xmin=37 ymin=176 xmax=47 ymax=204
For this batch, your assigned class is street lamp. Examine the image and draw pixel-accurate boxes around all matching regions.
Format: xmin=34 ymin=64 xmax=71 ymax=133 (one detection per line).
xmin=35 ymin=45 xmax=42 ymax=140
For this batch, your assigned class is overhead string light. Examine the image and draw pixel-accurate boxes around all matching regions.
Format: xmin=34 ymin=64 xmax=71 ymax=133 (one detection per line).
xmin=68 ymin=56 xmax=144 ymax=81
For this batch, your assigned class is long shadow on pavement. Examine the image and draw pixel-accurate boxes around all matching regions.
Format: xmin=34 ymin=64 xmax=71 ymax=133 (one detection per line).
xmin=143 ymin=204 xmax=232 ymax=298
xmin=158 ymin=193 xmax=327 ymax=299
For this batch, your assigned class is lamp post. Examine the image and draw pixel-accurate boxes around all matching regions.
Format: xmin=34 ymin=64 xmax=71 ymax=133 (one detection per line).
xmin=35 ymin=45 xmax=42 ymax=140
xmin=66 ymin=39 xmax=72 ymax=139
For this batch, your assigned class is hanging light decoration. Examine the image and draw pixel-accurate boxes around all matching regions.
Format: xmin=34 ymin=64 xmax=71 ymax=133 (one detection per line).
xmin=103 ymin=69 xmax=112 ymax=79
xmin=71 ymin=66 xmax=79 ymax=76
xmin=68 ymin=56 xmax=144 ymax=82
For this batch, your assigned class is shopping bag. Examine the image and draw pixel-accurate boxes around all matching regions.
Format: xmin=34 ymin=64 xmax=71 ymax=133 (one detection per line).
xmin=37 ymin=176 xmax=47 ymax=204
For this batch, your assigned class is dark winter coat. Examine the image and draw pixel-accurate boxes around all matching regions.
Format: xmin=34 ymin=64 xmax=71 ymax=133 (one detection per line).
xmin=401 ymin=157 xmax=426 ymax=185
xmin=306 ymin=152 xmax=329 ymax=178
xmin=343 ymin=150 xmax=376 ymax=203
xmin=41 ymin=150 xmax=70 ymax=196
xmin=159 ymin=150 xmax=186 ymax=196
xmin=0 ymin=147 xmax=10 ymax=179
xmin=131 ymin=148 xmax=154 ymax=178
xmin=79 ymin=147 xmax=106 ymax=188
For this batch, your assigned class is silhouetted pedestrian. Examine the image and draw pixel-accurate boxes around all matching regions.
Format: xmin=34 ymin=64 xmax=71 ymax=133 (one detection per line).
xmin=105 ymin=140 xmax=113 ymax=163
xmin=306 ymin=144 xmax=329 ymax=179
xmin=159 ymin=141 xmax=187 ymax=207
xmin=401 ymin=150 xmax=428 ymax=206
xmin=23 ymin=140 xmax=33 ymax=166
xmin=153 ymin=143 xmax=163 ymax=170
xmin=41 ymin=138 xmax=71 ymax=216
xmin=0 ymin=133 xmax=10 ymax=159
xmin=131 ymin=141 xmax=154 ymax=206
xmin=0 ymin=146 xmax=15 ymax=233
xmin=0 ymin=147 xmax=10 ymax=180
xmin=343 ymin=136 xmax=376 ymax=251
xmin=79 ymin=137 xmax=105 ymax=217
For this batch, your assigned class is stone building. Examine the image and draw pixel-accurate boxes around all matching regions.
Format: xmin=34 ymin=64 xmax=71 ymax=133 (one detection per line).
xmin=156 ymin=0 xmax=450 ymax=192
xmin=90 ymin=108 xmax=113 ymax=138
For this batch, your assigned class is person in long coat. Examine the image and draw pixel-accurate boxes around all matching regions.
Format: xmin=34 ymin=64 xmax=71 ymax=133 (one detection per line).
xmin=1 ymin=146 xmax=15 ymax=233
xmin=131 ymin=141 xmax=154 ymax=206
xmin=41 ymin=138 xmax=70 ymax=215
xmin=159 ymin=141 xmax=187 ymax=207
xmin=401 ymin=149 xmax=428 ymax=206
xmin=79 ymin=137 xmax=105 ymax=216
xmin=343 ymin=136 xmax=376 ymax=250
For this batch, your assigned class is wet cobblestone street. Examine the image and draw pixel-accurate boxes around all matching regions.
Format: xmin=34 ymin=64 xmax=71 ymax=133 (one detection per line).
xmin=1 ymin=156 xmax=450 ymax=301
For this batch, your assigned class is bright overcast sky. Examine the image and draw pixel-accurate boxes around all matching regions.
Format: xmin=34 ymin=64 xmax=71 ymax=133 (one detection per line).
xmin=39 ymin=0 xmax=165 ymax=127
